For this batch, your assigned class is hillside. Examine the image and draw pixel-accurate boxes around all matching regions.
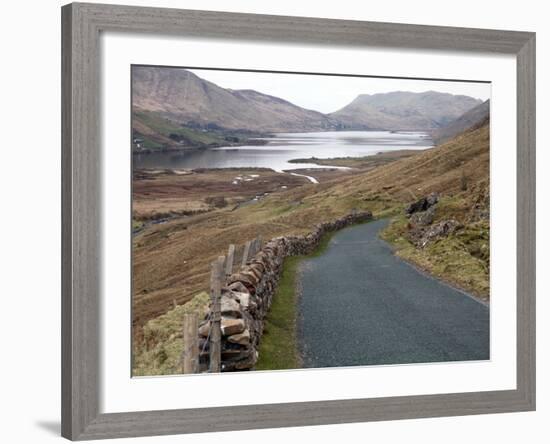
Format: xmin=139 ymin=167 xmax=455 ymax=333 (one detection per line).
xmin=431 ymin=99 xmax=490 ymax=145
xmin=132 ymin=66 xmax=338 ymax=134
xmin=133 ymin=67 xmax=486 ymax=151
xmin=329 ymin=91 xmax=481 ymax=130
xmin=132 ymin=110 xmax=235 ymax=150
xmin=132 ymin=120 xmax=490 ymax=342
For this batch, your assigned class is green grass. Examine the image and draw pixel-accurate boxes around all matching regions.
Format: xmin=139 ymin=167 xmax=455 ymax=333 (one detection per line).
xmin=138 ymin=136 xmax=164 ymax=150
xmin=133 ymin=111 xmax=223 ymax=148
xmin=255 ymin=228 xmax=355 ymax=371
xmin=255 ymin=255 xmax=301 ymax=370
xmin=380 ymin=196 xmax=489 ymax=300
xmin=133 ymin=111 xmax=268 ymax=152
xmin=132 ymin=219 xmax=144 ymax=231
xmin=133 ymin=292 xmax=210 ymax=376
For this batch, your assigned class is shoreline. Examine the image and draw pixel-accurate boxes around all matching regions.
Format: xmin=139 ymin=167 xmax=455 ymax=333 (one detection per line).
xmin=133 ymin=165 xmax=352 ymax=186
xmin=133 ymin=128 xmax=433 ymax=156
xmin=287 ymin=149 xmax=423 ymax=168
xmin=133 ymin=138 xmax=269 ymax=155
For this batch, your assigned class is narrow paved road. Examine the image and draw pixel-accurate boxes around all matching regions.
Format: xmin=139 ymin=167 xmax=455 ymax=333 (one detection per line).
xmin=298 ymin=219 xmax=489 ymax=368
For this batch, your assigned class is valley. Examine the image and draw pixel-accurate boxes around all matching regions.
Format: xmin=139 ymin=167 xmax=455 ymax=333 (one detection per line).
xmin=132 ymin=66 xmax=486 ymax=152
xmin=131 ymin=66 xmax=491 ymax=375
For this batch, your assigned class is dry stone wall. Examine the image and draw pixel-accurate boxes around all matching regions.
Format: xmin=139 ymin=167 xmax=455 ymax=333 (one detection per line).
xmin=198 ymin=211 xmax=373 ymax=371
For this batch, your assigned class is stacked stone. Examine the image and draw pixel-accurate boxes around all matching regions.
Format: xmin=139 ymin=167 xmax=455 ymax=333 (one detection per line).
xmin=404 ymin=194 xmax=462 ymax=248
xmin=198 ymin=210 xmax=372 ymax=371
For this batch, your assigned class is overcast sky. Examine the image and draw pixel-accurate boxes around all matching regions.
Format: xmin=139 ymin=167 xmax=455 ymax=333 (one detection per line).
xmin=189 ymin=68 xmax=491 ymax=114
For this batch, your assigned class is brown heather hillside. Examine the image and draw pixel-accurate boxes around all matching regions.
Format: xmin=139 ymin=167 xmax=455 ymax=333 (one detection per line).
xmin=132 ymin=122 xmax=490 ymax=343
xmin=346 ymin=122 xmax=489 ymax=200
xmin=132 ymin=67 xmax=484 ymax=148
xmin=132 ymin=66 xmax=338 ymax=133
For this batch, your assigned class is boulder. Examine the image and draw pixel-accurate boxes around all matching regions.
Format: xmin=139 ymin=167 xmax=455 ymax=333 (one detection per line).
xmin=423 ymin=219 xmax=461 ymax=243
xmin=409 ymin=206 xmax=436 ymax=227
xmin=234 ymin=270 xmax=260 ymax=287
xmin=221 ymin=318 xmax=245 ymax=336
xmin=411 ymin=219 xmax=462 ymax=248
xmin=406 ymin=192 xmax=439 ymax=216
xmin=227 ymin=329 xmax=250 ymax=346
xmin=247 ymin=264 xmax=264 ymax=280
xmin=426 ymin=192 xmax=439 ymax=207
xmin=226 ymin=281 xmax=250 ymax=294
xmin=233 ymin=352 xmax=258 ymax=370
xmin=221 ymin=348 xmax=248 ymax=360
xmin=232 ymin=291 xmax=251 ymax=308
xmin=221 ymin=296 xmax=242 ymax=318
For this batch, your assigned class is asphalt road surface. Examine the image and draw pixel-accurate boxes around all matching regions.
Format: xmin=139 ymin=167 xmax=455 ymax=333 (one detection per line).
xmin=298 ymin=219 xmax=490 ymax=368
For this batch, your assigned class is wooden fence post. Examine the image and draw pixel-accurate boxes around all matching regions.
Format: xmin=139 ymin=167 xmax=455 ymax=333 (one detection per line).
xmin=182 ymin=312 xmax=199 ymax=374
xmin=209 ymin=256 xmax=224 ymax=373
xmin=252 ymin=236 xmax=261 ymax=256
xmin=250 ymin=236 xmax=260 ymax=258
xmin=242 ymin=240 xmax=251 ymax=267
xmin=226 ymin=244 xmax=235 ymax=278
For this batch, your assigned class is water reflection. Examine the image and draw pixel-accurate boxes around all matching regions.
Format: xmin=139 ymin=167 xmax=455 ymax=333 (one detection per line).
xmin=133 ymin=130 xmax=433 ymax=172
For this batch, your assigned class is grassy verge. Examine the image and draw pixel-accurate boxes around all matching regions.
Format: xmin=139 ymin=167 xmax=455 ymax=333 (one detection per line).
xmin=132 ymin=292 xmax=210 ymax=376
xmin=380 ymin=196 xmax=489 ymax=300
xmin=254 ymin=255 xmax=301 ymax=370
xmin=255 ymin=228 xmax=354 ymax=371
xmin=132 ymin=219 xmax=144 ymax=231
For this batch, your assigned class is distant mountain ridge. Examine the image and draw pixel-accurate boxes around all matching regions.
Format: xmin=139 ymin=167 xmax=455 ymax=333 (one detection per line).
xmin=431 ymin=100 xmax=490 ymax=145
xmin=329 ymin=91 xmax=482 ymax=131
xmin=133 ymin=66 xmax=338 ymax=133
xmin=132 ymin=67 xmax=486 ymax=149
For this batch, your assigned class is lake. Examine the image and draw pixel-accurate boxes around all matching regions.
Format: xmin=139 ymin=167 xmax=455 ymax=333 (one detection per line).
xmin=133 ymin=130 xmax=433 ymax=172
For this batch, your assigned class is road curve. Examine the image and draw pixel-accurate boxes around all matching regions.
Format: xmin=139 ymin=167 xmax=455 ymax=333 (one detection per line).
xmin=298 ymin=219 xmax=489 ymax=368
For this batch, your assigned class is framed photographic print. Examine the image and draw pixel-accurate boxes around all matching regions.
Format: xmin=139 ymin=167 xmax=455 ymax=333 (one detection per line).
xmin=61 ymin=2 xmax=536 ymax=440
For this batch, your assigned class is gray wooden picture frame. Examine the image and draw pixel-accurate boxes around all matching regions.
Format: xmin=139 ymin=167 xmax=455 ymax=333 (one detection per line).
xmin=61 ymin=2 xmax=536 ymax=440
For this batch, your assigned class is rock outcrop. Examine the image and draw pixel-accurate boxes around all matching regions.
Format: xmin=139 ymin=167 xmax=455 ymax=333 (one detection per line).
xmin=409 ymin=205 xmax=436 ymax=227
xmin=198 ymin=211 xmax=373 ymax=371
xmin=408 ymin=219 xmax=462 ymax=248
xmin=405 ymin=193 xmax=461 ymax=248
xmin=405 ymin=192 xmax=439 ymax=216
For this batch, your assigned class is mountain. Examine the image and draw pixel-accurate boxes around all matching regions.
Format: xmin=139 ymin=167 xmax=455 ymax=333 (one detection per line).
xmin=132 ymin=66 xmax=338 ymax=133
xmin=133 ymin=67 xmax=485 ymax=149
xmin=431 ymin=100 xmax=490 ymax=145
xmin=329 ymin=91 xmax=482 ymax=131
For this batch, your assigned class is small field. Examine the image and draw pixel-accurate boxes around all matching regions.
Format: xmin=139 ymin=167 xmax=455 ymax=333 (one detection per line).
xmin=132 ymin=168 xmax=309 ymax=221
xmin=133 ymin=110 xmax=267 ymax=151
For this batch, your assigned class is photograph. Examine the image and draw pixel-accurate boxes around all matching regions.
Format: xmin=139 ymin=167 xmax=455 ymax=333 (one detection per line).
xmin=131 ymin=65 xmax=491 ymax=376
xmin=1 ymin=0 xmax=541 ymax=441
